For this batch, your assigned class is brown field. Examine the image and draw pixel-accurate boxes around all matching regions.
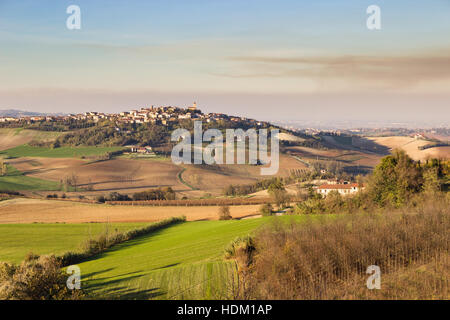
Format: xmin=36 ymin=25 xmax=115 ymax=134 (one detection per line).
xmin=9 ymin=157 xmax=190 ymax=194
xmin=369 ymin=136 xmax=450 ymax=161
xmin=423 ymin=133 xmax=450 ymax=142
xmin=285 ymin=146 xmax=341 ymax=158
xmin=0 ymin=198 xmax=261 ymax=224
xmin=9 ymin=153 xmax=307 ymax=197
xmin=181 ymin=154 xmax=308 ymax=194
xmin=285 ymin=145 xmax=382 ymax=169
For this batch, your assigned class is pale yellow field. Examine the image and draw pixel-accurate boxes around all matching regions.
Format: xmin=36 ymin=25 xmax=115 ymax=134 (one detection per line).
xmin=0 ymin=198 xmax=261 ymax=224
xmin=278 ymin=132 xmax=305 ymax=142
xmin=249 ymin=183 xmax=300 ymax=198
xmin=369 ymin=136 xmax=450 ymax=161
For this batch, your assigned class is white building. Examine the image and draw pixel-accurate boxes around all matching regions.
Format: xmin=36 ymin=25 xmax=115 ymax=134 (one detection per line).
xmin=317 ymin=183 xmax=364 ymax=196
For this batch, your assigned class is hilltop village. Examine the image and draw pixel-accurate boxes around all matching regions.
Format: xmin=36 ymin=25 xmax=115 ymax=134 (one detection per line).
xmin=0 ymin=102 xmax=267 ymax=127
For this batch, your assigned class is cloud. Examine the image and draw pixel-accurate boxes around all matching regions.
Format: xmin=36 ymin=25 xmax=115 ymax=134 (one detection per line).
xmin=224 ymin=50 xmax=450 ymax=91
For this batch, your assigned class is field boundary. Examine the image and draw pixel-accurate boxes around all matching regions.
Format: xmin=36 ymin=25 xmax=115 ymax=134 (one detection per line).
xmin=105 ymin=197 xmax=272 ymax=206
xmin=177 ymin=167 xmax=198 ymax=190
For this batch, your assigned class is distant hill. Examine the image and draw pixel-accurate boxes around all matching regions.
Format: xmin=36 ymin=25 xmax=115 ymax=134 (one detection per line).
xmin=0 ymin=109 xmax=64 ymax=117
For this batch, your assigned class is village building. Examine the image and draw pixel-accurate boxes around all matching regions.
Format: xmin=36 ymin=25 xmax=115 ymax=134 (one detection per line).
xmin=127 ymin=146 xmax=153 ymax=154
xmin=316 ymin=183 xmax=364 ymax=196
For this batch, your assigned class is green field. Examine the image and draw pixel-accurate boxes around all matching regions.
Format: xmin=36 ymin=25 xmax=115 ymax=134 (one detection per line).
xmin=0 ymin=223 xmax=146 ymax=264
xmin=78 ymin=216 xmax=317 ymax=300
xmin=0 ymin=165 xmax=62 ymax=191
xmin=0 ymin=215 xmax=325 ymax=299
xmin=0 ymin=145 xmax=123 ymax=158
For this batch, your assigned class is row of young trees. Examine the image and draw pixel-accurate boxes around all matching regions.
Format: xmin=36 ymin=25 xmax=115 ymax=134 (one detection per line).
xmin=223 ymin=177 xmax=286 ymax=196
xmin=0 ymin=160 xmax=7 ymax=176
xmin=96 ymin=187 xmax=176 ymax=203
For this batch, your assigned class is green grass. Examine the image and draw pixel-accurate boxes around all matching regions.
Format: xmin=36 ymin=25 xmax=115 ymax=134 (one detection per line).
xmin=0 ymin=223 xmax=146 ymax=264
xmin=0 ymin=144 xmax=123 ymax=159
xmin=78 ymin=215 xmax=321 ymax=300
xmin=0 ymin=165 xmax=62 ymax=191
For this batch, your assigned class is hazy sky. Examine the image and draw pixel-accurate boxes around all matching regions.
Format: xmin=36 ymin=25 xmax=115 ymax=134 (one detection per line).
xmin=0 ymin=0 xmax=449 ymax=124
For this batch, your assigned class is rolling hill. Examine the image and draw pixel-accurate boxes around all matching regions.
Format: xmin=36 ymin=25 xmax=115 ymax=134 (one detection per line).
xmin=0 ymin=128 xmax=62 ymax=151
xmin=368 ymin=136 xmax=450 ymax=161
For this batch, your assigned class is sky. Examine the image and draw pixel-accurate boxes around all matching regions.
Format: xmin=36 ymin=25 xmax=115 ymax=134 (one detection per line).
xmin=0 ymin=0 xmax=449 ymax=125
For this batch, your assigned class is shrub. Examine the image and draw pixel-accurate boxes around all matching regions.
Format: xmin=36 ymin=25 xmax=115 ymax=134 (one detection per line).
xmin=270 ymin=189 xmax=291 ymax=209
xmin=24 ymin=252 xmax=40 ymax=262
xmin=368 ymin=150 xmax=423 ymax=207
xmin=218 ymin=206 xmax=232 ymax=220
xmin=0 ymin=262 xmax=16 ymax=283
xmin=238 ymin=199 xmax=449 ymax=299
xmin=294 ymin=197 xmax=325 ymax=214
xmin=0 ymin=255 xmax=83 ymax=300
xmin=259 ymin=203 xmax=273 ymax=216
xmin=106 ymin=192 xmax=130 ymax=201
xmin=224 ymin=236 xmax=255 ymax=266
xmin=132 ymin=187 xmax=175 ymax=201
xmin=59 ymin=216 xmax=186 ymax=266
xmin=0 ymin=190 xmax=21 ymax=196
xmin=324 ymin=190 xmax=345 ymax=213
xmin=223 ymin=177 xmax=285 ymax=196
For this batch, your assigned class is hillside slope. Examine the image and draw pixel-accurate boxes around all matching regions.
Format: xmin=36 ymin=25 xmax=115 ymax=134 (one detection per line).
xmin=77 ymin=216 xmax=312 ymax=299
xmin=0 ymin=129 xmax=62 ymax=151
xmin=369 ymin=136 xmax=450 ymax=161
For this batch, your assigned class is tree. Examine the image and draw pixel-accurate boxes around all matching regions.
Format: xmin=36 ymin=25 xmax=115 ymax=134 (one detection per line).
xmin=259 ymin=203 xmax=273 ymax=216
xmin=422 ymin=167 xmax=441 ymax=195
xmin=324 ymin=191 xmax=344 ymax=213
xmin=218 ymin=206 xmax=232 ymax=220
xmin=0 ymin=255 xmax=83 ymax=300
xmin=267 ymin=180 xmax=290 ymax=208
xmin=0 ymin=160 xmax=7 ymax=176
xmin=368 ymin=150 xmax=423 ymax=207
xmin=267 ymin=180 xmax=284 ymax=193
xmin=86 ymin=179 xmax=94 ymax=191
xmin=271 ymin=189 xmax=291 ymax=209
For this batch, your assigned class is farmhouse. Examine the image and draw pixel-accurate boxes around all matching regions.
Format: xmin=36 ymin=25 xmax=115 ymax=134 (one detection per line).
xmin=317 ymin=183 xmax=364 ymax=196
xmin=127 ymin=146 xmax=153 ymax=154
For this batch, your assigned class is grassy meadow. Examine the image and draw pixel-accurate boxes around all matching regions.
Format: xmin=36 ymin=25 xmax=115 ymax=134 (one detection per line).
xmin=0 ymin=223 xmax=146 ymax=264
xmin=0 ymin=216 xmax=317 ymax=299
xmin=0 ymin=144 xmax=123 ymax=159
xmin=0 ymin=165 xmax=61 ymax=191
xmin=77 ymin=215 xmax=319 ymax=300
